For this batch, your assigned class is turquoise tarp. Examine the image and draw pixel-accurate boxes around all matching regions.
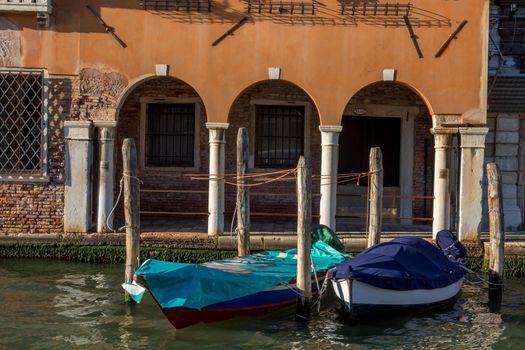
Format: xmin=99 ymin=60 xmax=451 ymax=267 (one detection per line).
xmin=135 ymin=241 xmax=348 ymax=309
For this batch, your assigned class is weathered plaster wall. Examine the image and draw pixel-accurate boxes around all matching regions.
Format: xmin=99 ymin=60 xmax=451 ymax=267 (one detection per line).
xmin=11 ymin=0 xmax=488 ymax=124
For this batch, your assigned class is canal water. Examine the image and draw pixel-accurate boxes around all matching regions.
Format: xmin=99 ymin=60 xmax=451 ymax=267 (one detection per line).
xmin=0 ymin=258 xmax=524 ymax=349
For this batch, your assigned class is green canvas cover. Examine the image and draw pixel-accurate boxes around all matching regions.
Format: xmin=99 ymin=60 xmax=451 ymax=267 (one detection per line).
xmin=311 ymin=224 xmax=346 ymax=253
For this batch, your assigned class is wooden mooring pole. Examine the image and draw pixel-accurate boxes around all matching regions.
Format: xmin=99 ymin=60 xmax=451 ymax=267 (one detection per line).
xmin=123 ymin=138 xmax=141 ymax=303
xmin=296 ymin=156 xmax=312 ymax=321
xmin=367 ymin=147 xmax=383 ymax=248
xmin=236 ymin=128 xmax=250 ymax=256
xmin=487 ymin=162 xmax=505 ymax=303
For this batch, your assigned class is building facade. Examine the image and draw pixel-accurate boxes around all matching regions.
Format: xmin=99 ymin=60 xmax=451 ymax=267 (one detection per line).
xmin=0 ymin=0 xmax=490 ymax=239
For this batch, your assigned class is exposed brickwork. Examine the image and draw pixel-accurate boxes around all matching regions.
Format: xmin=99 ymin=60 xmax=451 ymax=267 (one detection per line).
xmin=0 ymin=77 xmax=69 ymax=233
xmin=71 ymin=68 xmax=128 ymax=121
xmin=226 ymin=80 xmax=321 ymax=218
xmin=117 ymin=77 xmax=210 ymax=217
xmin=116 ymin=78 xmax=321 ymax=221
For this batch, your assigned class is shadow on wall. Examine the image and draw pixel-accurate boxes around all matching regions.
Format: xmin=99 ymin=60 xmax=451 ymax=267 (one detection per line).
xmin=15 ymin=0 xmax=451 ymax=32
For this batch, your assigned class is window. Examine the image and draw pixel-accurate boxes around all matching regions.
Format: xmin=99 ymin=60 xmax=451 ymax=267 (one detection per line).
xmin=145 ymin=103 xmax=196 ymax=167
xmin=0 ymin=70 xmax=45 ymax=178
xmin=255 ymin=105 xmax=304 ymax=167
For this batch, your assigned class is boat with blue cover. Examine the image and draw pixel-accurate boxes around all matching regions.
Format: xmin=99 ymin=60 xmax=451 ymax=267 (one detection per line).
xmin=329 ymin=230 xmax=467 ymax=318
xmin=131 ymin=226 xmax=348 ymax=329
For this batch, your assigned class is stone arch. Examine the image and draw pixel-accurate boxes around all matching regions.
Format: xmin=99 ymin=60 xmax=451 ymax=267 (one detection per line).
xmin=115 ymin=75 xmax=211 ymax=219
xmin=224 ymin=79 xmax=323 ymax=220
xmin=337 ymin=81 xmax=434 ymax=228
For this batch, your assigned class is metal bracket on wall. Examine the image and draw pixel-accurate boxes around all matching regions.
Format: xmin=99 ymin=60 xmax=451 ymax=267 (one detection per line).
xmin=212 ymin=17 xmax=250 ymax=46
xmin=435 ymin=20 xmax=468 ymax=58
xmin=403 ymin=15 xmax=423 ymax=58
xmin=86 ymin=5 xmax=128 ymax=48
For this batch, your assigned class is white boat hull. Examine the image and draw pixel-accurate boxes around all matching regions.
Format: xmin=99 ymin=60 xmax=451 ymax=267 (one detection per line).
xmin=331 ymin=278 xmax=463 ymax=315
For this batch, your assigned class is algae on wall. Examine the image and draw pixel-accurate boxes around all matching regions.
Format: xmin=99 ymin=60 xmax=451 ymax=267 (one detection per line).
xmin=0 ymin=244 xmax=236 ymax=264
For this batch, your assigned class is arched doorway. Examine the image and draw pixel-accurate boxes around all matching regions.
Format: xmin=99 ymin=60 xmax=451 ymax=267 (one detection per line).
xmin=338 ymin=82 xmax=435 ymax=229
xmin=225 ymin=80 xmax=321 ymax=225
xmin=115 ymin=76 xmax=209 ymax=226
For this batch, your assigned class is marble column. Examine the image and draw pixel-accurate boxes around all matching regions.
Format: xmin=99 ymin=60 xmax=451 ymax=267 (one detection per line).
xmin=458 ymin=127 xmax=489 ymax=241
xmin=319 ymin=125 xmax=343 ymax=231
xmin=431 ymin=128 xmax=454 ymax=238
xmin=96 ymin=126 xmax=116 ymax=233
xmin=206 ymin=122 xmax=229 ymax=236
xmin=64 ymin=121 xmax=93 ymax=233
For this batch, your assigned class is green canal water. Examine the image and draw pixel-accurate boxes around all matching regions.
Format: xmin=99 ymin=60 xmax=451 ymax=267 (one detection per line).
xmin=0 ymin=258 xmax=524 ymax=350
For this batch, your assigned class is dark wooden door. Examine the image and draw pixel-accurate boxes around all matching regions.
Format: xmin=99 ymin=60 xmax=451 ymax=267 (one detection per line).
xmin=339 ymin=116 xmax=401 ymax=187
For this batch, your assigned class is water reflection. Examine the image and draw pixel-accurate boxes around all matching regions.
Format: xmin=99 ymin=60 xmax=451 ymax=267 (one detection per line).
xmin=0 ymin=259 xmax=523 ymax=350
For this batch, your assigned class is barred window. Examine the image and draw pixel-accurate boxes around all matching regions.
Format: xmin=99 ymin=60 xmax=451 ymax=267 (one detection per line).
xmin=0 ymin=70 xmax=45 ymax=177
xmin=255 ymin=105 xmax=304 ymax=167
xmin=145 ymin=103 xmax=196 ymax=167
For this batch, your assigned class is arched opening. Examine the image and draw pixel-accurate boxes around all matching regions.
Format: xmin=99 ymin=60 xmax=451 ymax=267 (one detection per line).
xmin=225 ymin=80 xmax=321 ymax=224
xmin=338 ymin=81 xmax=437 ymax=230
xmin=114 ymin=76 xmax=209 ymax=227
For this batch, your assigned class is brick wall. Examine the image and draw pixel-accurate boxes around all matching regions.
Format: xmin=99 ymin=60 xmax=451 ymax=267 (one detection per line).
xmin=116 ymin=78 xmax=321 ymax=221
xmin=226 ymin=80 xmax=322 ymax=219
xmin=0 ymin=77 xmax=69 ymax=233
xmin=117 ymin=77 xmax=210 ymax=217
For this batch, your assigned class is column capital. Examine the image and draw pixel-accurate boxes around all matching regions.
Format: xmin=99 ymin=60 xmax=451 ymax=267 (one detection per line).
xmin=64 ymin=120 xmax=93 ymax=140
xmin=205 ymin=122 xmax=230 ymax=130
xmin=93 ymin=120 xmax=117 ymax=129
xmin=431 ymin=128 xmax=455 ymax=149
xmin=319 ymin=125 xmax=343 ymax=146
xmin=459 ymin=127 xmax=489 ymax=149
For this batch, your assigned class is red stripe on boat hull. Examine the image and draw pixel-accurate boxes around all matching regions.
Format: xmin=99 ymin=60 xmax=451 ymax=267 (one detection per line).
xmin=162 ymin=300 xmax=295 ymax=329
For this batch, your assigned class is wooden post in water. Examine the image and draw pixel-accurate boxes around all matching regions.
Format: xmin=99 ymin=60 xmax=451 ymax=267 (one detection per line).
xmin=296 ymin=156 xmax=312 ymax=321
xmin=123 ymin=138 xmax=141 ymax=303
xmin=367 ymin=147 xmax=383 ymax=248
xmin=236 ymin=128 xmax=250 ymax=256
xmin=487 ymin=162 xmax=505 ymax=302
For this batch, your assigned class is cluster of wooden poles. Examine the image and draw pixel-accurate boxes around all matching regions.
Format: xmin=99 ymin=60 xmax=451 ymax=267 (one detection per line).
xmin=120 ymin=127 xmax=506 ymax=314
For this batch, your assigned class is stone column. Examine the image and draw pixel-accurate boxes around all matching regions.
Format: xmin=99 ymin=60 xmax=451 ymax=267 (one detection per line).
xmin=431 ymin=128 xmax=454 ymax=238
xmin=96 ymin=126 xmax=116 ymax=233
xmin=64 ymin=121 xmax=93 ymax=233
xmin=458 ymin=127 xmax=489 ymax=240
xmin=206 ymin=122 xmax=229 ymax=236
xmin=319 ymin=125 xmax=343 ymax=231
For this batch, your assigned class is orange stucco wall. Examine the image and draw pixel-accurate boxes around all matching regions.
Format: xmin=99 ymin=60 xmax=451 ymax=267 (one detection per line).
xmin=10 ymin=0 xmax=489 ymax=125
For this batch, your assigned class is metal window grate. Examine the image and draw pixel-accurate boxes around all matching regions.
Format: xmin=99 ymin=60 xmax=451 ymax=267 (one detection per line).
xmin=139 ymin=0 xmax=212 ymax=12
xmin=255 ymin=105 xmax=304 ymax=167
xmin=339 ymin=1 xmax=411 ymax=17
xmin=146 ymin=103 xmax=195 ymax=167
xmin=0 ymin=70 xmax=45 ymax=176
xmin=245 ymin=1 xmax=316 ymax=15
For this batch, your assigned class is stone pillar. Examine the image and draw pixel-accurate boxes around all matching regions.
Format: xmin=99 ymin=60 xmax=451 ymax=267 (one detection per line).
xmin=458 ymin=127 xmax=489 ymax=240
xmin=64 ymin=121 xmax=93 ymax=233
xmin=431 ymin=128 xmax=454 ymax=238
xmin=97 ymin=126 xmax=116 ymax=233
xmin=319 ymin=125 xmax=343 ymax=231
xmin=206 ymin=122 xmax=229 ymax=236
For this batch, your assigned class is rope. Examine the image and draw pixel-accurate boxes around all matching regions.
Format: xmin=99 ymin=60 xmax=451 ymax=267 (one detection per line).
xmin=105 ymin=173 xmax=143 ymax=233
xmin=462 ymin=265 xmax=505 ymax=286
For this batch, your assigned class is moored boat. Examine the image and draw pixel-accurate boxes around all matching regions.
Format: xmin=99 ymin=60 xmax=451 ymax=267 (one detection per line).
xmin=130 ymin=227 xmax=348 ymax=329
xmin=329 ymin=230 xmax=467 ymax=318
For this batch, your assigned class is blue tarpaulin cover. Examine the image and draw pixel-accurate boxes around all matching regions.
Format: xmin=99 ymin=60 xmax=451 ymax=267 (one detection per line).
xmin=135 ymin=241 xmax=348 ymax=309
xmin=328 ymin=237 xmax=465 ymax=291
